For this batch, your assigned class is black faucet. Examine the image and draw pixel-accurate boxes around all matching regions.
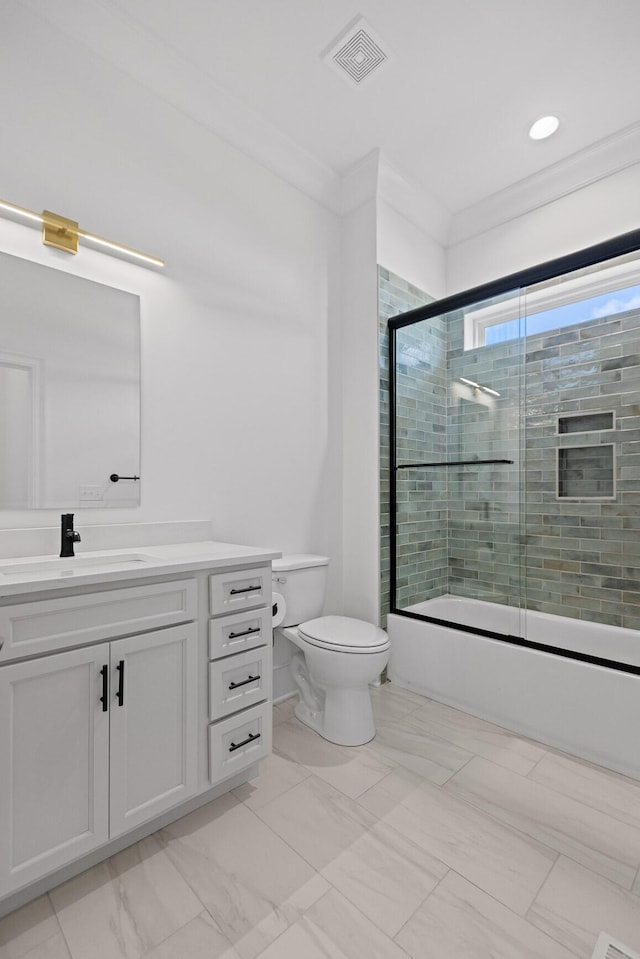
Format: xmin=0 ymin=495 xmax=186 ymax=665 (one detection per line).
xmin=60 ymin=513 xmax=81 ymax=558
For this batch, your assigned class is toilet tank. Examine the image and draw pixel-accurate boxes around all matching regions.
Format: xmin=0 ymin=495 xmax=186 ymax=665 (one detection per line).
xmin=272 ymin=554 xmax=329 ymax=626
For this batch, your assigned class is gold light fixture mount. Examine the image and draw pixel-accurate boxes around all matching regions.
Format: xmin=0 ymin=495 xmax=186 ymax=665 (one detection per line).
xmin=42 ymin=210 xmax=79 ymax=254
xmin=0 ymin=197 xmax=163 ymax=268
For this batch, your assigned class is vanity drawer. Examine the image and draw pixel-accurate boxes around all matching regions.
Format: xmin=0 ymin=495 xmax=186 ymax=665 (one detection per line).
xmin=208 ymin=701 xmax=272 ymax=784
xmin=209 ymin=566 xmax=271 ymax=616
xmin=209 ymin=607 xmax=271 ymax=660
xmin=0 ymin=579 xmax=197 ymax=663
xmin=209 ymin=645 xmax=272 ymax=721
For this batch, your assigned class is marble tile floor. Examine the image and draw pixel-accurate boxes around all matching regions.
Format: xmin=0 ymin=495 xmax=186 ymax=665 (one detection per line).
xmin=2 ymin=683 xmax=640 ymax=959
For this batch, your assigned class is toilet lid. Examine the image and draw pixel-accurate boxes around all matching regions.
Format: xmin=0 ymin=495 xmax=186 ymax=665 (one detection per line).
xmin=298 ymin=615 xmax=389 ymax=651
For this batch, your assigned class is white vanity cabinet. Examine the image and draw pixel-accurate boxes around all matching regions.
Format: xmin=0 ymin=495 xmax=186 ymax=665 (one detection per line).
xmin=0 ymin=619 xmax=198 ymax=899
xmin=0 ymin=547 xmax=277 ymax=912
xmin=207 ymin=566 xmax=273 ymax=784
xmin=0 ymin=643 xmax=110 ymax=898
xmin=108 ymin=623 xmax=198 ymax=836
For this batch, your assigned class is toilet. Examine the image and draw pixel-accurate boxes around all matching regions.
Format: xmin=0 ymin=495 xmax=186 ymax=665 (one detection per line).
xmin=273 ymin=554 xmax=390 ymax=746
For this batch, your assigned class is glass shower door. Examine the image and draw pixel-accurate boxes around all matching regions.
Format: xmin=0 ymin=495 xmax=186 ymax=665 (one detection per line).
xmin=521 ymin=247 xmax=640 ymax=655
xmin=391 ymin=288 xmax=527 ymax=639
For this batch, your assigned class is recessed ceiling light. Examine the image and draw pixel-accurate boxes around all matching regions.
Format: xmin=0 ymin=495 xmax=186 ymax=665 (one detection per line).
xmin=528 ymin=115 xmax=560 ymax=140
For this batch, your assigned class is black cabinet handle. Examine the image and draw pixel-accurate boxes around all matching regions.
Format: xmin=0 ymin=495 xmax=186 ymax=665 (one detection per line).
xmin=228 ymin=626 xmax=261 ymax=640
xmin=116 ymin=659 xmax=125 ymax=706
xmin=229 ymin=584 xmax=262 ymax=595
xmin=228 ymin=674 xmax=260 ymax=690
xmin=99 ymin=664 xmax=109 ymax=712
xmin=229 ymin=732 xmax=260 ymax=753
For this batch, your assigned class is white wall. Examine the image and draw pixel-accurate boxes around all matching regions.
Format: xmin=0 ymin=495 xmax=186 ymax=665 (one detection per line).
xmin=341 ymin=199 xmax=380 ymax=622
xmin=340 ymin=181 xmax=447 ymax=624
xmin=0 ymin=5 xmax=343 ymax=607
xmin=447 ymin=164 xmax=640 ymax=293
xmin=377 ymin=199 xmax=447 ymax=301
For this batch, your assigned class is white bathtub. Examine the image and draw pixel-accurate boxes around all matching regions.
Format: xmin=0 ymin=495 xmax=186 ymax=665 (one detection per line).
xmin=388 ymin=595 xmax=640 ymax=779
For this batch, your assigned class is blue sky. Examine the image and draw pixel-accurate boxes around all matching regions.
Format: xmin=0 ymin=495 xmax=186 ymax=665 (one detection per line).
xmin=485 ymin=284 xmax=640 ymax=345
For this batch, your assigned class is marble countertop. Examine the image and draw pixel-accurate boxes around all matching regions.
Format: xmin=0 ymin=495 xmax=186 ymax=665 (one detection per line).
xmin=0 ymin=540 xmax=281 ymax=598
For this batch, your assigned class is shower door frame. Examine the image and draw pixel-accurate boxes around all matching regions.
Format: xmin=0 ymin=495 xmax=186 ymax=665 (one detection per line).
xmin=388 ymin=227 xmax=640 ymax=675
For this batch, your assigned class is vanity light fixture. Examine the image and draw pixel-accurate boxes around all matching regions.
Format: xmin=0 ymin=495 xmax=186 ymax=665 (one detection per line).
xmin=0 ymin=197 xmax=164 ymax=268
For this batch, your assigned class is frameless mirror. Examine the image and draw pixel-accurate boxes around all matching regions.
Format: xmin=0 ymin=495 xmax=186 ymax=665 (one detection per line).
xmin=0 ymin=251 xmax=140 ymax=508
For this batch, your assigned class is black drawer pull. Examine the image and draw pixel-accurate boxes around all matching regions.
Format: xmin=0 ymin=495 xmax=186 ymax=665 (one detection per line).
xmin=228 ymin=626 xmax=261 ymax=640
xmin=229 ymin=731 xmax=261 ymax=752
xmin=99 ymin=664 xmax=109 ymax=712
xmin=229 ymin=674 xmax=260 ymax=690
xmin=229 ymin=584 xmax=262 ymax=595
xmin=116 ymin=659 xmax=125 ymax=706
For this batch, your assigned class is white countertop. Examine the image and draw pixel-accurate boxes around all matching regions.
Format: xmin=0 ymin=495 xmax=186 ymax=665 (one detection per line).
xmin=0 ymin=541 xmax=281 ymax=598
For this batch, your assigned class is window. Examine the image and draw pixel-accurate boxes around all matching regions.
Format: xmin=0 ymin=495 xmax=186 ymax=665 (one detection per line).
xmin=464 ymin=257 xmax=640 ymax=350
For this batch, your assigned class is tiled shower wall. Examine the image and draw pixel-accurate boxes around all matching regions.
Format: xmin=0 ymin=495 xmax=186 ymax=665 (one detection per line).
xmin=378 ymin=268 xmax=434 ymax=624
xmin=383 ymin=271 xmax=640 ymax=630
xmin=446 ymin=319 xmax=524 ymax=604
xmin=522 ymin=308 xmax=640 ymax=629
xmin=450 ymin=307 xmax=640 ymax=627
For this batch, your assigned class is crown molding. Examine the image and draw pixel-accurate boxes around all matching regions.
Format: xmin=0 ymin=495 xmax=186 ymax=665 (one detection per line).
xmin=340 ymin=150 xmax=452 ymax=253
xmin=376 ymin=156 xmax=452 ymax=246
xmin=22 ymin=0 xmax=343 ymax=214
xmin=449 ymin=121 xmax=640 ymax=246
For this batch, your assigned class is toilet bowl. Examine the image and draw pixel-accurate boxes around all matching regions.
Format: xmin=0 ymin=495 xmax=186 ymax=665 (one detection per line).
xmin=273 ymin=556 xmax=390 ymax=746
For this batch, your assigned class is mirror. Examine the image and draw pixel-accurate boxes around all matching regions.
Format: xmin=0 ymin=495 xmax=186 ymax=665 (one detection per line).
xmin=0 ymin=251 xmax=140 ymax=509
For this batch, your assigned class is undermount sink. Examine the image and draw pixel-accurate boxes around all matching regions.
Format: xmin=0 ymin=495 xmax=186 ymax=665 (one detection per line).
xmin=0 ymin=553 xmax=156 ymax=580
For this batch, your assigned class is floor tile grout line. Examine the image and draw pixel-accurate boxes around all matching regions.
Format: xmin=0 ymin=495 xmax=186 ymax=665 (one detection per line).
xmin=526 ymin=759 xmax=640 ymax=834
xmin=299 ymin=878 xmax=417 ymax=959
xmin=153 ymin=797 xmax=338 ymax=959
xmin=534 ymin=745 xmax=640 ymax=789
xmin=393 ymin=863 xmax=577 ymax=955
xmin=151 ymin=808 xmax=321 ymax=958
xmin=48 ymin=873 xmax=204 ymax=959
xmin=247 ymin=785 xmax=376 ymax=879
xmin=273 ymin=724 xmax=397 ymax=802
xmin=373 ymin=703 xmax=549 ymax=777
xmin=45 ymin=891 xmax=74 ymax=959
xmin=237 ymin=756 xmax=436 ymax=955
xmin=197 ymin=907 xmax=242 ymax=959
xmin=354 ymin=763 xmax=406 ymax=814
xmin=390 ymin=687 xmax=550 ymax=744
xmin=409 ymin=782 xmax=578 ymax=886
xmin=523 ymin=857 xmax=600 ymax=959
xmin=390 ymin=867 xmax=452 ymax=944
xmin=441 ymin=756 xmax=640 ymax=888
xmin=144 ymin=828 xmax=218 ymax=948
xmin=524 ymin=848 xmax=562 ymax=919
xmin=525 ymin=751 xmax=548 ymax=780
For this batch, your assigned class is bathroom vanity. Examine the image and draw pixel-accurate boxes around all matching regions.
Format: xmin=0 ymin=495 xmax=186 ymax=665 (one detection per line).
xmin=0 ymin=540 xmax=278 ymax=914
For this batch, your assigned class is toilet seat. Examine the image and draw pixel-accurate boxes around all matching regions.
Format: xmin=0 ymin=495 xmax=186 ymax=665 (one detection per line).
xmin=298 ymin=615 xmax=389 ymax=653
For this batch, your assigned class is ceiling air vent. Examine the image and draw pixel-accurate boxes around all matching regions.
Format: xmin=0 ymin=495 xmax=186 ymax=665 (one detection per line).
xmin=322 ymin=17 xmax=391 ymax=87
xmin=592 ymin=932 xmax=640 ymax=959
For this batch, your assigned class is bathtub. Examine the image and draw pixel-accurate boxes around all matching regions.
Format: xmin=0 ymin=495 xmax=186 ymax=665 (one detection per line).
xmin=388 ymin=595 xmax=640 ymax=779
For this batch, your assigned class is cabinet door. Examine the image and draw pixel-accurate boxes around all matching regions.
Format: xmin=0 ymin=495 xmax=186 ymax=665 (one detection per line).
xmin=109 ymin=624 xmax=198 ymax=837
xmin=0 ymin=645 xmax=110 ymax=897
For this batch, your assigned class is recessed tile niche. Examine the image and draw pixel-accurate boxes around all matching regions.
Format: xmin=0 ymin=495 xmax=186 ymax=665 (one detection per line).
xmin=557 ymin=444 xmax=615 ymax=500
xmin=557 ymin=411 xmax=614 ymax=434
